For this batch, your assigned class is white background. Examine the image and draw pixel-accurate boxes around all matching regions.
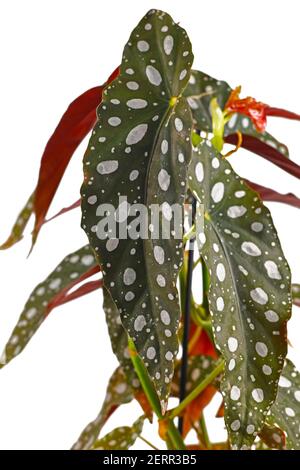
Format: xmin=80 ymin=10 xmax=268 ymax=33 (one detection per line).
xmin=0 ymin=0 xmax=300 ymax=450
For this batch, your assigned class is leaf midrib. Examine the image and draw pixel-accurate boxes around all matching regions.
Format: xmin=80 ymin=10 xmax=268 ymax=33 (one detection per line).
xmin=208 ymin=215 xmax=251 ymax=431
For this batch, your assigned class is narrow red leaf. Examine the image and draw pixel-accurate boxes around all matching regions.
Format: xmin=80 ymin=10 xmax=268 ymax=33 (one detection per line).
xmin=246 ymin=180 xmax=300 ymax=208
xmin=216 ymin=400 xmax=225 ymax=418
xmin=225 ymin=133 xmax=300 ymax=179
xmin=45 ymin=198 xmax=81 ymax=224
xmin=189 ymin=324 xmax=218 ymax=359
xmin=183 ymin=385 xmax=216 ymax=438
xmin=32 ymin=67 xmax=120 ymax=246
xmin=53 ymin=279 xmax=102 ymax=309
xmin=46 ymin=265 xmax=100 ymax=314
xmin=266 ymin=106 xmax=300 ymax=121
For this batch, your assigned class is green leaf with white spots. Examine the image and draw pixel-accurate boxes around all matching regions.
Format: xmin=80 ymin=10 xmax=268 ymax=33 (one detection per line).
xmin=0 ymin=192 xmax=34 ymax=250
xmin=103 ymin=288 xmax=138 ymax=384
xmin=188 ymin=141 xmax=292 ymax=449
xmin=268 ymin=359 xmax=300 ymax=449
xmin=291 ymin=284 xmax=300 ymax=306
xmin=93 ymin=415 xmax=145 ymax=450
xmin=184 ymin=70 xmax=289 ymax=158
xmin=0 ymin=245 xmax=97 ymax=369
xmin=183 ymin=70 xmax=231 ymax=132
xmin=72 ymin=367 xmax=134 ymax=450
xmin=81 ymin=9 xmax=194 ymax=404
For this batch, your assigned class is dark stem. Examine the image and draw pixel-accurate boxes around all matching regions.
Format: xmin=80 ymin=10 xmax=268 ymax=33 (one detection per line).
xmin=178 ymin=198 xmax=196 ymax=434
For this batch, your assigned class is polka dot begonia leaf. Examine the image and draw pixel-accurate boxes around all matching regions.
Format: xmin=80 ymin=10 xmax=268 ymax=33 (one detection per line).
xmin=81 ymin=9 xmax=194 ymax=404
xmin=267 ymin=359 xmax=300 ymax=449
xmin=93 ymin=415 xmax=145 ymax=450
xmin=72 ymin=367 xmax=134 ymax=450
xmin=188 ymin=141 xmax=292 ymax=449
xmin=103 ymin=287 xmax=138 ymax=385
xmin=0 ymin=245 xmax=97 ymax=369
xmin=184 ymin=70 xmax=289 ymax=158
xmin=183 ymin=70 xmax=231 ymax=132
xmin=0 ymin=192 xmax=34 ymax=250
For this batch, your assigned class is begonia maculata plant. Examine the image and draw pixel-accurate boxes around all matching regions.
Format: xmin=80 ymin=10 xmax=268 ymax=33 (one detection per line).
xmin=1 ymin=9 xmax=300 ymax=451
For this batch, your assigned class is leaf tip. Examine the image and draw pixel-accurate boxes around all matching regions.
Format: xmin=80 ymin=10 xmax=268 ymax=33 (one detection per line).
xmin=0 ymin=350 xmax=7 ymax=368
xmin=160 ymin=399 xmax=168 ymax=416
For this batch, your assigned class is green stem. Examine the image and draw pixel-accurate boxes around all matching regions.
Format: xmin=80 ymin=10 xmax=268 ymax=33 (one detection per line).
xmin=128 ymin=337 xmax=162 ymax=418
xmin=168 ymin=420 xmax=186 ymax=450
xmin=210 ymin=97 xmax=225 ymax=152
xmin=199 ymin=414 xmax=211 ymax=450
xmin=138 ymin=435 xmax=159 ymax=451
xmin=183 ymin=224 xmax=195 ymax=243
xmin=193 ymin=257 xmax=201 ymax=269
xmin=128 ymin=337 xmax=186 ymax=450
xmin=169 ymin=359 xmax=225 ymax=420
xmin=179 ymin=252 xmax=188 ymax=316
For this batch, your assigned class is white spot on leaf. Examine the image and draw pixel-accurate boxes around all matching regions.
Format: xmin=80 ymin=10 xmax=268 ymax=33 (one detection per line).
xmin=255 ymin=342 xmax=268 ymax=357
xmin=137 ymin=40 xmax=150 ymax=52
xmin=250 ymin=288 xmax=268 ymax=305
xmin=227 ymin=206 xmax=247 ymax=218
xmin=163 ymin=35 xmax=174 ymax=55
xmin=146 ymin=65 xmax=162 ymax=86
xmin=134 ymin=315 xmax=146 ymax=332
xmin=97 ymin=160 xmax=119 ymax=175
xmin=154 ymin=246 xmax=165 ymax=265
xmin=195 ymin=162 xmax=204 ymax=182
xmin=160 ymin=310 xmax=170 ymax=325
xmin=126 ymin=124 xmax=148 ymax=145
xmin=211 ymin=182 xmax=224 ymax=203
xmin=158 ymin=169 xmax=171 ymax=191
xmin=242 ymin=242 xmax=262 ymax=257
xmin=264 ymin=260 xmax=281 ymax=280
xmin=228 ymin=337 xmax=238 ymax=352
xmin=252 ymin=388 xmax=264 ymax=403
xmin=126 ymin=99 xmax=148 ymax=109
xmin=123 ymin=268 xmax=136 ymax=286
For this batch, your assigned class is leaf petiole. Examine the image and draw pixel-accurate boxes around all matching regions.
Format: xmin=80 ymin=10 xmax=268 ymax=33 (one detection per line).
xmin=183 ymin=224 xmax=195 ymax=243
xmin=199 ymin=414 xmax=212 ymax=450
xmin=128 ymin=337 xmax=186 ymax=450
xmin=169 ymin=359 xmax=225 ymax=419
xmin=138 ymin=435 xmax=159 ymax=451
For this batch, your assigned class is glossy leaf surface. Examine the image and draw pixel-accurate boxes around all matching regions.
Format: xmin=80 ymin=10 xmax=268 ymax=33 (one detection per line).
xmin=81 ymin=9 xmax=194 ymax=402
xmin=188 ymin=141 xmax=292 ymax=448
